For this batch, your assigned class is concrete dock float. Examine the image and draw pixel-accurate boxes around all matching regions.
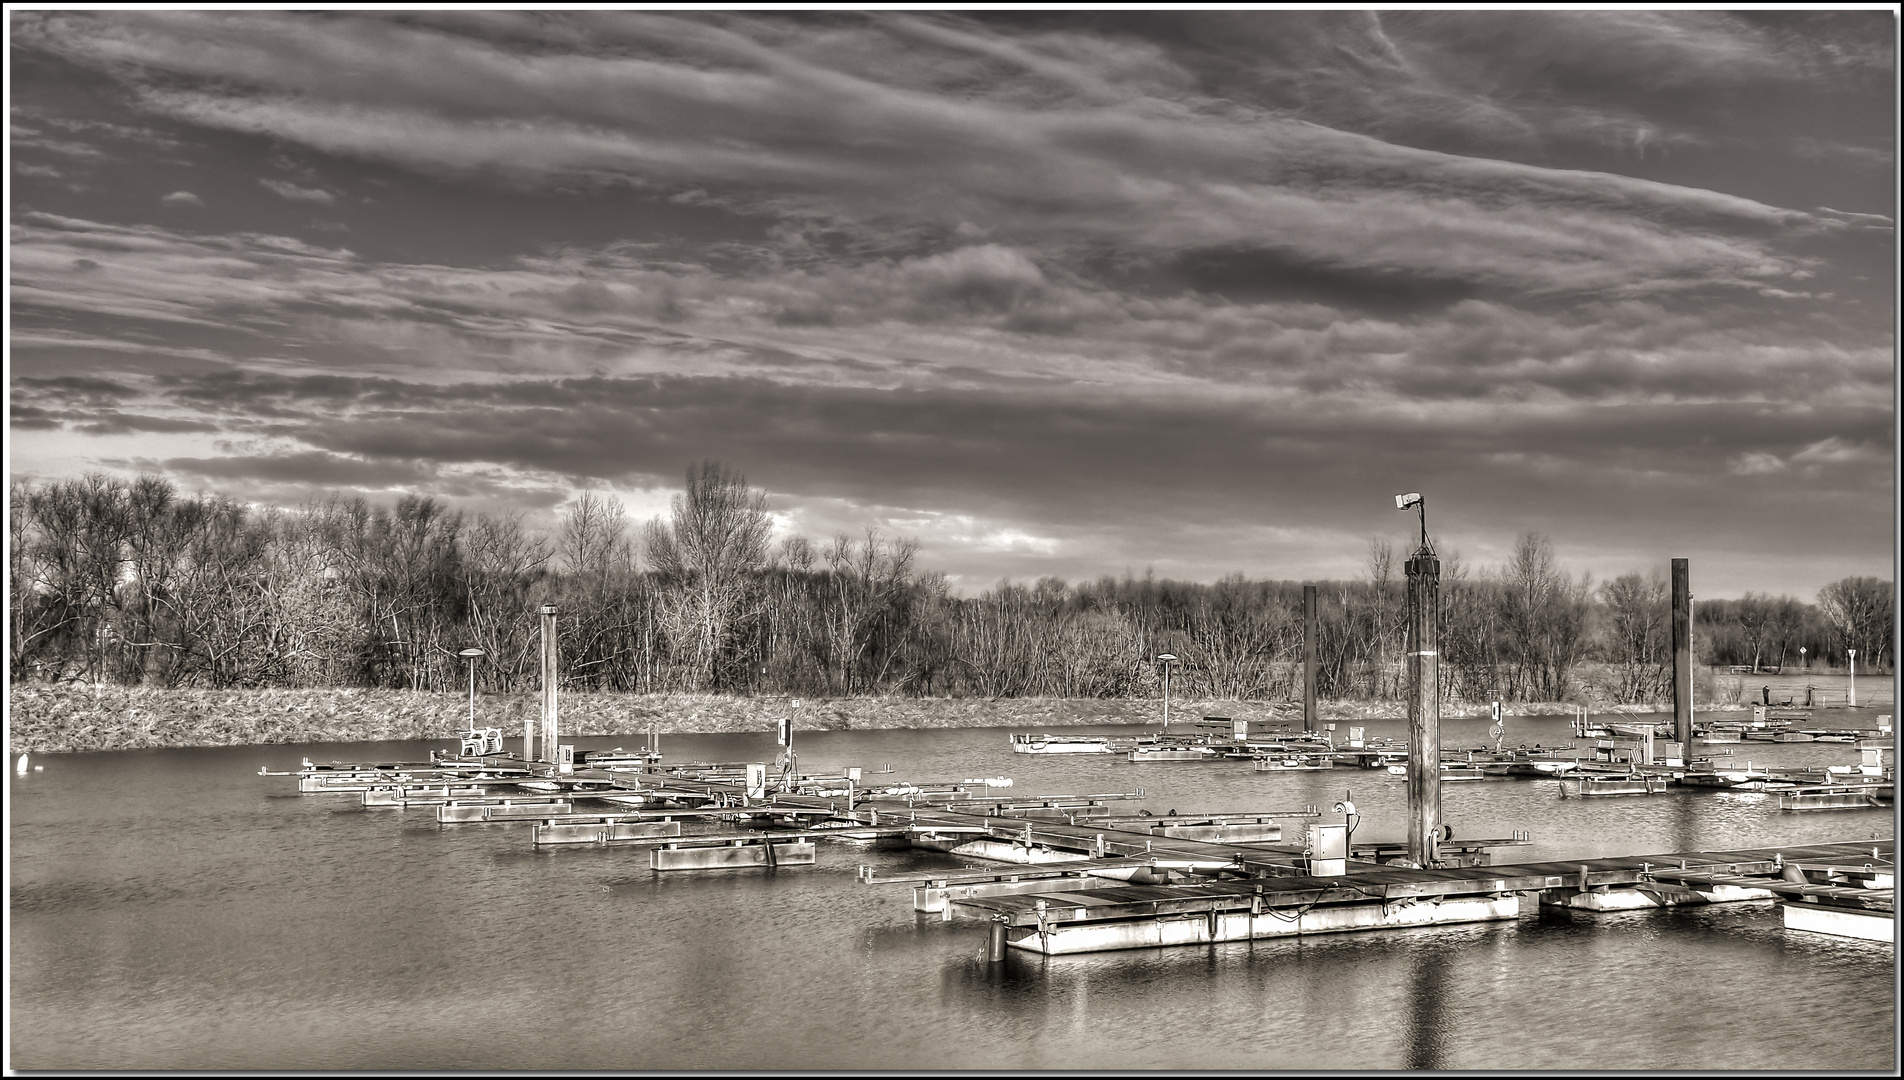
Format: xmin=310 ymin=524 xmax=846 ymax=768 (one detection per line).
xmin=948 ymin=840 xmax=1892 ymax=953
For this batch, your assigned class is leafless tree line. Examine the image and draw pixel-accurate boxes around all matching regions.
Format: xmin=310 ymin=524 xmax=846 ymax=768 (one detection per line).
xmin=10 ymin=467 xmax=1892 ymax=700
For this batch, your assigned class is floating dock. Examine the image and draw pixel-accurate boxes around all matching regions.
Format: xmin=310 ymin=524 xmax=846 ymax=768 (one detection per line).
xmin=947 ymin=841 xmax=1893 ymax=954
xmin=271 ymin=746 xmax=1892 ymax=951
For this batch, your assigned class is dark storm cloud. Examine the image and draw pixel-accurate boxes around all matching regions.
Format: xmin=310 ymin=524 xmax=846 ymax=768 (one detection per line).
xmin=10 ymin=216 xmax=1885 ymax=410
xmin=161 ymin=450 xmax=442 ymax=489
xmin=13 ymin=9 xmax=1843 ymax=302
xmin=13 ymin=374 xmax=140 ymax=406
xmin=118 ymin=371 xmax=1890 ymax=534
xmin=8 ymin=10 xmax=1892 ymax=597
xmin=71 ymin=413 xmax=221 ymax=437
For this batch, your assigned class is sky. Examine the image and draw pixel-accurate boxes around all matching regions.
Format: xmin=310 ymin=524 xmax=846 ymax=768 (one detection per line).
xmin=7 ymin=9 xmax=1897 ymax=599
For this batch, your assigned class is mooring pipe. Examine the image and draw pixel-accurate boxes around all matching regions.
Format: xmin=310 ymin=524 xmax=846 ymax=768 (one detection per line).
xmin=1671 ymin=559 xmax=1691 ymax=752
xmin=987 ymin=918 xmax=1009 ymax=962
xmin=1303 ymin=584 xmax=1319 ymax=733
xmin=1405 ymin=548 xmax=1441 ymax=869
xmin=540 ymin=604 xmax=559 ymax=764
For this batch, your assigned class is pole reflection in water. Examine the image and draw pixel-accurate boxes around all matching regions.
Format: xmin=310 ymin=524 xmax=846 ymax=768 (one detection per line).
xmin=1401 ymin=941 xmax=1455 ymax=1070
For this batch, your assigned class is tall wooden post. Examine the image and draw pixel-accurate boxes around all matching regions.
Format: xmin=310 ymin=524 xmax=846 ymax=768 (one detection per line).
xmin=1405 ymin=548 xmax=1441 ymax=869
xmin=1670 ymin=559 xmax=1691 ymax=750
xmin=539 ymin=604 xmax=559 ymax=764
xmin=1303 ymin=584 xmax=1318 ymax=733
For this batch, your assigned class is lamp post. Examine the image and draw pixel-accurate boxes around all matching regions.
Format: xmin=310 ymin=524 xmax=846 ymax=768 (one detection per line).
xmin=1394 ymin=490 xmax=1439 ymax=869
xmin=1799 ymin=646 xmax=1806 ymax=672
xmin=1156 ymin=653 xmax=1178 ymax=729
xmin=1848 ymin=650 xmax=1856 ymax=708
xmin=457 ymin=647 xmax=485 ymax=729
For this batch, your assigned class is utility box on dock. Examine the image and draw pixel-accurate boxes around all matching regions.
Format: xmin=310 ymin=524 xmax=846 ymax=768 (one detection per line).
xmin=745 ymin=763 xmax=767 ymax=799
xmin=1305 ymin=823 xmax=1348 ymax=877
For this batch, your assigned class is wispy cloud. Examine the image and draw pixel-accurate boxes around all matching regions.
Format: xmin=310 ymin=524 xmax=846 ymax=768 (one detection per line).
xmin=259 ymin=177 xmax=335 ymax=204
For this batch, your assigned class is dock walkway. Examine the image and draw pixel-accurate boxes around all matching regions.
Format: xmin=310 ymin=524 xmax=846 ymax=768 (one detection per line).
xmin=948 ymin=839 xmax=1892 ymax=953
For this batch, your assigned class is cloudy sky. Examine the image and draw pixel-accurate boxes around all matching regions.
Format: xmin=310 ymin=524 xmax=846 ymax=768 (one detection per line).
xmin=8 ymin=9 xmax=1895 ymax=598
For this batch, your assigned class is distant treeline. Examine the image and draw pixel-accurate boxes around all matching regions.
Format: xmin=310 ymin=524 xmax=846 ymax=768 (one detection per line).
xmin=9 ymin=465 xmax=1895 ymax=703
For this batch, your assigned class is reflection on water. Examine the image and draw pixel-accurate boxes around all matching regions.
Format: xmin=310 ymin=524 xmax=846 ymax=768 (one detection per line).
xmin=1403 ymin=940 xmax=1452 ymax=1070
xmin=9 ymin=717 xmax=1895 ymax=1070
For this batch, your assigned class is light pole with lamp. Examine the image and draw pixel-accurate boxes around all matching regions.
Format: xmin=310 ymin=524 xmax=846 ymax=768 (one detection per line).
xmin=458 ymin=647 xmax=485 ymax=729
xmin=1157 ymin=653 xmax=1178 ymax=729
xmin=1848 ymin=650 xmax=1857 ymax=708
xmin=455 ymin=647 xmax=487 ymax=757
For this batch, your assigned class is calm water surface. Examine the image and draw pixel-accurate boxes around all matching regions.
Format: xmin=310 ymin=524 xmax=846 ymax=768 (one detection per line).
xmin=10 ymin=711 xmax=1896 ymax=1070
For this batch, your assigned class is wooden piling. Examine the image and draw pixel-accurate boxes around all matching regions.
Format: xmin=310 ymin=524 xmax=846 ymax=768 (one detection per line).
xmin=1303 ymin=584 xmax=1318 ymax=733
xmin=1405 ymin=547 xmax=1441 ymax=868
xmin=1671 ymin=559 xmax=1691 ymax=751
xmin=539 ymin=604 xmax=558 ymax=764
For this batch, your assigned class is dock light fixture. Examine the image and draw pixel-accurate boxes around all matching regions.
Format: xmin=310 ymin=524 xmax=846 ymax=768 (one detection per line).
xmin=1157 ymin=654 xmax=1178 ymax=729
xmin=1394 ymin=492 xmax=1430 ymax=553
xmin=1848 ymin=651 xmax=1856 ymax=707
xmin=457 ymin=648 xmax=486 ymax=728
xmin=1799 ymin=646 xmax=1807 ymax=671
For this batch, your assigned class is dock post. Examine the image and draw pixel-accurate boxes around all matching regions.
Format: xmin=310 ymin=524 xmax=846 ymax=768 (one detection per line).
xmin=1303 ymin=584 xmax=1318 ymax=733
xmin=1405 ymin=542 xmax=1441 ymax=868
xmin=987 ymin=918 xmax=1008 ymax=962
xmin=1670 ymin=560 xmax=1691 ymax=751
xmin=539 ymin=604 xmax=559 ymax=764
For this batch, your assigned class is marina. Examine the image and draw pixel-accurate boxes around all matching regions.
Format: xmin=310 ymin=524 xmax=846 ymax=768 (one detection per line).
xmin=10 ymin=719 xmax=1895 ymax=1072
xmin=13 ymin=550 xmax=1892 ymax=1072
xmin=262 ymin=710 xmax=1891 ymax=959
xmin=242 ymin=564 xmax=1896 ymax=971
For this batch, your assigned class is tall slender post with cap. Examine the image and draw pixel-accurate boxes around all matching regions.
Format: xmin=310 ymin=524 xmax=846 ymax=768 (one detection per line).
xmin=458 ymin=648 xmax=485 ymax=730
xmin=1157 ymin=654 xmax=1178 ymax=729
xmin=1670 ymin=559 xmax=1691 ymax=751
xmin=1303 ymin=584 xmax=1318 ymax=734
xmin=539 ymin=604 xmax=559 ymax=764
xmin=1397 ymin=492 xmax=1439 ymax=868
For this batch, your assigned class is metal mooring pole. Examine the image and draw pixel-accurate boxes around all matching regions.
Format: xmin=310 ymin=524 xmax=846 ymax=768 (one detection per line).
xmin=1405 ymin=545 xmax=1441 ymax=868
xmin=987 ymin=919 xmax=1008 ymax=962
xmin=540 ymin=604 xmax=559 ymax=764
xmin=1670 ymin=559 xmax=1691 ymax=750
xmin=1303 ymin=584 xmax=1319 ymax=733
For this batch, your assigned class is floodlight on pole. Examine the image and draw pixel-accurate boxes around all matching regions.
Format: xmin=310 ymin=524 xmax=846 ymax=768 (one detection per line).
xmin=1395 ymin=492 xmax=1429 ymax=554
xmin=1157 ymin=653 xmax=1178 ymax=729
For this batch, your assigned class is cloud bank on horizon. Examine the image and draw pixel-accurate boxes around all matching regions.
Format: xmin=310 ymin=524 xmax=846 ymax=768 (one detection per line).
xmin=8 ymin=10 xmax=1895 ymax=598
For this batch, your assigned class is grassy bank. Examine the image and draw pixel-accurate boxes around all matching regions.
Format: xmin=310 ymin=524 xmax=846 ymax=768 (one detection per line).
xmin=5 ymin=684 xmax=1707 ymax=755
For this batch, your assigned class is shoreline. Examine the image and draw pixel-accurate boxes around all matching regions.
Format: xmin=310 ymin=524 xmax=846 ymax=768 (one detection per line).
xmin=3 ymin=685 xmax=1760 ymax=755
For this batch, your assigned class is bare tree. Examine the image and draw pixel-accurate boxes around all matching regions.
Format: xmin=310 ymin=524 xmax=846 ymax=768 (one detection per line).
xmin=1597 ymin=571 xmax=1670 ymax=704
xmin=1498 ymin=532 xmax=1590 ymax=701
xmin=1817 ymin=576 xmax=1894 ymax=672
xmin=644 ymin=462 xmax=772 ymax=690
xmin=818 ymin=528 xmax=918 ymax=693
xmin=1734 ymin=593 xmax=1774 ymax=673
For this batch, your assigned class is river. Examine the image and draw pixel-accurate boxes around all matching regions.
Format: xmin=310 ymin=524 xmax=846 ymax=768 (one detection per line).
xmin=9 ymin=709 xmax=1895 ymax=1070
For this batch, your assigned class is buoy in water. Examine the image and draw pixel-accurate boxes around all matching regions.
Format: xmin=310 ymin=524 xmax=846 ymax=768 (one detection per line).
xmin=15 ymin=754 xmax=27 ymax=776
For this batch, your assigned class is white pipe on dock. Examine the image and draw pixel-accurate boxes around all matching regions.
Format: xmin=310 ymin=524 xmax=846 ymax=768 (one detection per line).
xmin=539 ymin=604 xmax=558 ymax=764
